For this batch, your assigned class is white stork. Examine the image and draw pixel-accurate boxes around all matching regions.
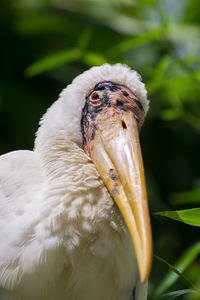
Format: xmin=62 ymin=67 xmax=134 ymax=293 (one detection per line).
xmin=0 ymin=64 xmax=152 ymax=300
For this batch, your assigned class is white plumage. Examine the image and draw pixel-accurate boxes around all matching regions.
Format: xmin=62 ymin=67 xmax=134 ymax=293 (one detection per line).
xmin=0 ymin=64 xmax=149 ymax=300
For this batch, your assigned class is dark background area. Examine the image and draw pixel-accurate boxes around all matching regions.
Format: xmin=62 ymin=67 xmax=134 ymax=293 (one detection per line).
xmin=1 ymin=0 xmax=200 ymax=299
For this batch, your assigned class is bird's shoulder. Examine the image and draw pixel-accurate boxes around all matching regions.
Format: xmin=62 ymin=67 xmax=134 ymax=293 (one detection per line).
xmin=0 ymin=150 xmax=47 ymax=289
xmin=0 ymin=149 xmax=46 ymax=231
xmin=0 ymin=149 xmax=45 ymax=210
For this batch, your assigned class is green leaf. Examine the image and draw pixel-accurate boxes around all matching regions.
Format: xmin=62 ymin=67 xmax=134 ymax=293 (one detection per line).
xmin=25 ymin=48 xmax=81 ymax=77
xmin=160 ymin=289 xmax=196 ymax=299
xmin=77 ymin=28 xmax=94 ymax=52
xmin=15 ymin=13 xmax=70 ymax=36
xmin=82 ymin=51 xmax=107 ymax=66
xmin=154 ymin=255 xmax=192 ymax=285
xmin=155 ymin=208 xmax=200 ymax=227
xmin=154 ymin=243 xmax=200 ymax=296
xmin=160 ymin=109 xmax=181 ymax=121
xmin=139 ymin=0 xmax=155 ymax=4
xmin=110 ymin=26 xmax=168 ymax=55
xmin=194 ymin=68 xmax=200 ymax=81
xmin=170 ymin=188 xmax=200 ymax=205
xmin=146 ymin=56 xmax=171 ymax=94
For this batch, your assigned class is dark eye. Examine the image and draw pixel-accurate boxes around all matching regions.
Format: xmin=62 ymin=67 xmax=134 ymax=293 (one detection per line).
xmin=92 ymin=93 xmax=99 ymax=100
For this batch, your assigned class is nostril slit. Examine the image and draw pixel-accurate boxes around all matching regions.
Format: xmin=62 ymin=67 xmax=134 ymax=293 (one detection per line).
xmin=121 ymin=120 xmax=127 ymax=129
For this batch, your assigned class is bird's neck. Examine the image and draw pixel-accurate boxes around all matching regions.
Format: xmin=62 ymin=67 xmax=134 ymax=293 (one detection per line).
xmin=34 ymin=135 xmax=124 ymax=252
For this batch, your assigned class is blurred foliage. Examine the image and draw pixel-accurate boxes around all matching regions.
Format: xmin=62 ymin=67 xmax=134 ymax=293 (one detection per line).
xmin=0 ymin=0 xmax=200 ymax=299
xmin=154 ymin=243 xmax=200 ymax=297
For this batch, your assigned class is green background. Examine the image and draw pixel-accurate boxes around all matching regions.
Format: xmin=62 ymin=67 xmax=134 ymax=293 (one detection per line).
xmin=1 ymin=0 xmax=200 ymax=299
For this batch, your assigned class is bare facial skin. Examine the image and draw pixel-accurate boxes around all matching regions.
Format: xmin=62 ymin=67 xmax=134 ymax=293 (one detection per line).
xmin=81 ymin=81 xmax=145 ymax=156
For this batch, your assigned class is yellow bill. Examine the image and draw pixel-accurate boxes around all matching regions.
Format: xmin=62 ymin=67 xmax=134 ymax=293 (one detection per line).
xmin=90 ymin=111 xmax=152 ymax=282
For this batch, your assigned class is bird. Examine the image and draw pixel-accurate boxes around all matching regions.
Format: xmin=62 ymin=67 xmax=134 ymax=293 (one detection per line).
xmin=0 ymin=63 xmax=152 ymax=300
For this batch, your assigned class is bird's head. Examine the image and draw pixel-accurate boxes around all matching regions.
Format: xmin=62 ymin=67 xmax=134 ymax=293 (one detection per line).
xmin=35 ymin=64 xmax=152 ymax=283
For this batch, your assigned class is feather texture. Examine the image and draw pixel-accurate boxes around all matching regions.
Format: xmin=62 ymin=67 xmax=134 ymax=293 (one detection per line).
xmin=0 ymin=64 xmax=148 ymax=299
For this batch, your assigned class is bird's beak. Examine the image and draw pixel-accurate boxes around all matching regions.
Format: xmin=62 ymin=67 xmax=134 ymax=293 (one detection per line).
xmin=90 ymin=111 xmax=152 ymax=282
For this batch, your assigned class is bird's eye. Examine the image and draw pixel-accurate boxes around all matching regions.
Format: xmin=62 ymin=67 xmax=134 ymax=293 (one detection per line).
xmin=92 ymin=93 xmax=99 ymax=100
